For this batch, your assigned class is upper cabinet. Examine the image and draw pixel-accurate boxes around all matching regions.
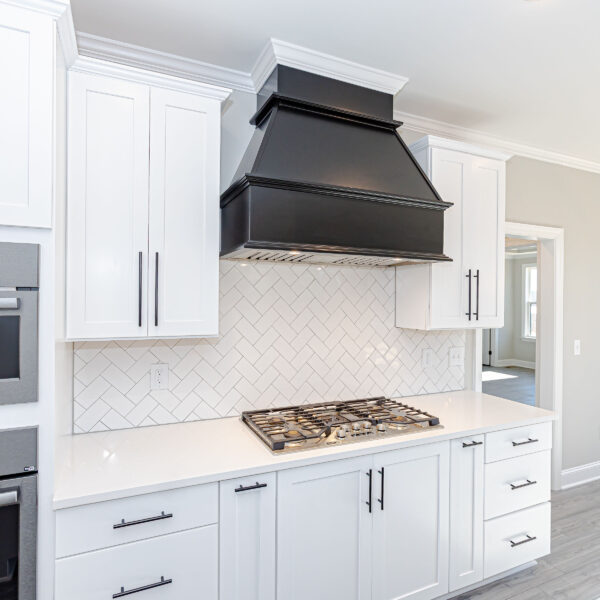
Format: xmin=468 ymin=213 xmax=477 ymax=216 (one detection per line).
xmin=395 ymin=136 xmax=507 ymax=330
xmin=66 ymin=66 xmax=229 ymax=340
xmin=0 ymin=4 xmax=54 ymax=228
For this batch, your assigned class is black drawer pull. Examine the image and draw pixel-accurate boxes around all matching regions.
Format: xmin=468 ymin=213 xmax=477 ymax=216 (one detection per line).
xmin=235 ymin=482 xmax=267 ymax=493
xmin=510 ymin=479 xmax=537 ymax=490
xmin=113 ymin=576 xmax=172 ymax=598
xmin=462 ymin=440 xmax=483 ymax=448
xmin=512 ymin=437 xmax=539 ymax=447
xmin=509 ymin=534 xmax=537 ymax=548
xmin=113 ymin=511 xmax=173 ymax=529
xmin=366 ymin=469 xmax=372 ymax=513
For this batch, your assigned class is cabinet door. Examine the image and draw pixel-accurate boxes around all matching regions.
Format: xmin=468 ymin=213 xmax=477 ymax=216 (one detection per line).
xmin=449 ymin=436 xmax=484 ymax=592
xmin=277 ymin=457 xmax=373 ymax=600
xmin=428 ymin=148 xmax=469 ymax=329
xmin=0 ymin=5 xmax=53 ymax=227
xmin=372 ymin=442 xmax=449 ymax=600
xmin=67 ymin=72 xmax=150 ymax=339
xmin=463 ymin=156 xmax=505 ymax=328
xmin=220 ymin=473 xmax=276 ymax=600
xmin=148 ymin=88 xmax=220 ymax=337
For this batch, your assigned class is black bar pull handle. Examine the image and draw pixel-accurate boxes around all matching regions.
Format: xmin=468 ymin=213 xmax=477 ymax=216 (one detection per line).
xmin=462 ymin=440 xmax=483 ymax=448
xmin=377 ymin=467 xmax=385 ymax=510
xmin=474 ymin=269 xmax=480 ymax=321
xmin=509 ymin=534 xmax=537 ymax=548
xmin=138 ymin=252 xmax=143 ymax=327
xmin=235 ymin=481 xmax=267 ymax=493
xmin=512 ymin=437 xmax=539 ymax=447
xmin=113 ymin=576 xmax=172 ymax=598
xmin=366 ymin=469 xmax=372 ymax=513
xmin=113 ymin=511 xmax=173 ymax=529
xmin=154 ymin=252 xmax=159 ymax=327
xmin=510 ymin=479 xmax=537 ymax=490
xmin=465 ymin=269 xmax=472 ymax=320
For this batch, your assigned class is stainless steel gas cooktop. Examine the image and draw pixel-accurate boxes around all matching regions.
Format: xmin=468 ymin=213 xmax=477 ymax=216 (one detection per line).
xmin=241 ymin=397 xmax=442 ymax=453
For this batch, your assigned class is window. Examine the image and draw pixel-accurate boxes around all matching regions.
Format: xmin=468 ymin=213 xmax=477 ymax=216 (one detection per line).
xmin=522 ymin=264 xmax=537 ymax=339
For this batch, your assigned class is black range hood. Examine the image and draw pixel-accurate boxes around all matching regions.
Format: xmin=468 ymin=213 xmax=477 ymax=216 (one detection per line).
xmin=220 ymin=65 xmax=452 ymax=267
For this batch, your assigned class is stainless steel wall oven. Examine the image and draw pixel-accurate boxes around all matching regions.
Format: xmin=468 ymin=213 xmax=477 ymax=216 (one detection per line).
xmin=0 ymin=242 xmax=39 ymax=405
xmin=0 ymin=427 xmax=37 ymax=600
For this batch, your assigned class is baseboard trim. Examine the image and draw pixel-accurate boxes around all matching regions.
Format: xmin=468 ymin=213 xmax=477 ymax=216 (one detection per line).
xmin=491 ymin=359 xmax=535 ymax=370
xmin=561 ymin=460 xmax=600 ymax=490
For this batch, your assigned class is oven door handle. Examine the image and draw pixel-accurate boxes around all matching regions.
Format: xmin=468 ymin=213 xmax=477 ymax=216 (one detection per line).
xmin=0 ymin=298 xmax=19 ymax=310
xmin=0 ymin=490 xmax=18 ymax=506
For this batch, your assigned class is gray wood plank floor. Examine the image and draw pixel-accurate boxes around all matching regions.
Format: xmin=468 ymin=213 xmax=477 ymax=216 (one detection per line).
xmin=452 ymin=480 xmax=600 ymax=599
xmin=482 ymin=367 xmax=535 ymax=406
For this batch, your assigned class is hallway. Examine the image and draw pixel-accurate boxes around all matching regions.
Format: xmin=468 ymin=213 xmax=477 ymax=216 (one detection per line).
xmin=482 ymin=366 xmax=535 ymax=406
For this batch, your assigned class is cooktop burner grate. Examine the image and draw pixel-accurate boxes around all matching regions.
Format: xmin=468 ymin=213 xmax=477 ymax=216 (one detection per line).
xmin=242 ymin=397 xmax=441 ymax=453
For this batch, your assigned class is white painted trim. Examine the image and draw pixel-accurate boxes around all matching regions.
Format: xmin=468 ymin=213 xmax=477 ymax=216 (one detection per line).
xmin=521 ymin=262 xmax=537 ymax=340
xmin=69 ymin=55 xmax=232 ymax=101
xmin=77 ymin=32 xmax=253 ymax=93
xmin=0 ymin=0 xmax=68 ymax=16
xmin=505 ymin=250 xmax=537 ymax=259
xmin=409 ymin=135 xmax=512 ymax=162
xmin=492 ymin=359 xmax=535 ymax=370
xmin=561 ymin=461 xmax=600 ymax=490
xmin=252 ymin=38 xmax=409 ymax=95
xmin=397 ymin=109 xmax=600 ymax=175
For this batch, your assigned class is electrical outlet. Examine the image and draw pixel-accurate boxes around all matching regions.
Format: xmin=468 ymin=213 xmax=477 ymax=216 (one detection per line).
xmin=574 ymin=340 xmax=581 ymax=356
xmin=449 ymin=347 xmax=464 ymax=367
xmin=150 ymin=364 xmax=169 ymax=390
xmin=421 ymin=349 xmax=435 ymax=368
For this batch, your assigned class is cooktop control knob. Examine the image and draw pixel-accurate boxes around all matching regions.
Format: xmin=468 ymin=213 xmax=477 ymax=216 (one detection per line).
xmin=377 ymin=423 xmax=386 ymax=432
xmin=337 ymin=427 xmax=347 ymax=439
xmin=352 ymin=422 xmax=362 ymax=431
xmin=363 ymin=421 xmax=372 ymax=430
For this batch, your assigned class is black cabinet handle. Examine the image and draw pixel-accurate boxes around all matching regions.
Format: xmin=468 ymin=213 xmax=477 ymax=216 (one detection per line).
xmin=377 ymin=467 xmax=385 ymax=510
xmin=154 ymin=252 xmax=159 ymax=327
xmin=113 ymin=576 xmax=172 ymax=598
xmin=462 ymin=440 xmax=483 ymax=448
xmin=510 ymin=479 xmax=537 ymax=490
xmin=512 ymin=437 xmax=539 ymax=447
xmin=366 ymin=469 xmax=372 ymax=513
xmin=113 ymin=511 xmax=173 ymax=529
xmin=235 ymin=481 xmax=267 ymax=493
xmin=465 ymin=269 xmax=472 ymax=320
xmin=474 ymin=269 xmax=480 ymax=321
xmin=138 ymin=252 xmax=143 ymax=327
xmin=509 ymin=534 xmax=537 ymax=548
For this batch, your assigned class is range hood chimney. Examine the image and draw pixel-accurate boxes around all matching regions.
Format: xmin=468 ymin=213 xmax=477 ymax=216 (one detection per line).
xmin=220 ymin=51 xmax=451 ymax=267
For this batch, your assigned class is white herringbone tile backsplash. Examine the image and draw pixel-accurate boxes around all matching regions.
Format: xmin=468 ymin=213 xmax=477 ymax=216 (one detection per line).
xmin=73 ymin=261 xmax=465 ymax=433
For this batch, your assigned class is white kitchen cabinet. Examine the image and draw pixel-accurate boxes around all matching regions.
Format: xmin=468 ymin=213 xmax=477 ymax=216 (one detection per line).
xmin=396 ymin=136 xmax=507 ymax=330
xmin=66 ymin=66 xmax=228 ymax=339
xmin=277 ymin=456 xmax=373 ymax=600
xmin=220 ymin=473 xmax=276 ymax=600
xmin=0 ymin=4 xmax=54 ymax=228
xmin=148 ymin=87 xmax=220 ymax=337
xmin=372 ymin=442 xmax=450 ymax=600
xmin=449 ymin=435 xmax=484 ymax=592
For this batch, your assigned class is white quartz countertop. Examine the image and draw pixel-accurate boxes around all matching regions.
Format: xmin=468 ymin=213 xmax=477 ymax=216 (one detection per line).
xmin=54 ymin=390 xmax=554 ymax=509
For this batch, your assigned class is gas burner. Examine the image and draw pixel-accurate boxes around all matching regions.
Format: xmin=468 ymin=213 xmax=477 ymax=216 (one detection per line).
xmin=242 ymin=397 xmax=441 ymax=453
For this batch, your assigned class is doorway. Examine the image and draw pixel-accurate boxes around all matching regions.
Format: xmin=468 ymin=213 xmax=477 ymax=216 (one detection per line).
xmin=482 ymin=237 xmax=538 ymax=406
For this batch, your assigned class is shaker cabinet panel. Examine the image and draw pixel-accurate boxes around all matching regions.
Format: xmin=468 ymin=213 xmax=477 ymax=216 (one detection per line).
xmin=0 ymin=5 xmax=53 ymax=228
xmin=67 ymin=72 xmax=150 ymax=339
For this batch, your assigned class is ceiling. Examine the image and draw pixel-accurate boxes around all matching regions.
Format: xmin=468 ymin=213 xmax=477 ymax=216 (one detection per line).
xmin=70 ymin=0 xmax=600 ymax=166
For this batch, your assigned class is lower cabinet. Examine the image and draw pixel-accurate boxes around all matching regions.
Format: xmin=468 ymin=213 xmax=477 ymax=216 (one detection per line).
xmin=55 ymin=526 xmax=218 ymax=600
xmin=219 ymin=473 xmax=276 ymax=600
xmin=449 ymin=435 xmax=484 ymax=592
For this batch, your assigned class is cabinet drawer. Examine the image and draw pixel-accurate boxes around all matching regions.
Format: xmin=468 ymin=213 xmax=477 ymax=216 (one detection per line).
xmin=484 ymin=503 xmax=551 ymax=579
xmin=56 ymin=483 xmax=217 ymax=558
xmin=55 ymin=525 xmax=217 ymax=600
xmin=485 ymin=451 xmax=550 ymax=519
xmin=485 ymin=422 xmax=552 ymax=463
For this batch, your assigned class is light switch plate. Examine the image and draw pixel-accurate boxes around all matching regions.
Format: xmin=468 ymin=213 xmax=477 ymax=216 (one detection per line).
xmin=574 ymin=340 xmax=581 ymax=356
xmin=150 ymin=364 xmax=169 ymax=390
xmin=422 ymin=349 xmax=435 ymax=368
xmin=449 ymin=347 xmax=465 ymax=367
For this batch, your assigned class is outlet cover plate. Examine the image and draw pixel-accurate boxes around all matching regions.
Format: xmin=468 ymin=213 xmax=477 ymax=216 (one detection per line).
xmin=150 ymin=364 xmax=169 ymax=390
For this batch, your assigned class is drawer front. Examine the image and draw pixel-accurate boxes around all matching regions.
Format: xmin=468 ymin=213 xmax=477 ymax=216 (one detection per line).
xmin=485 ymin=422 xmax=552 ymax=463
xmin=56 ymin=483 xmax=217 ymax=558
xmin=56 ymin=525 xmax=217 ymax=600
xmin=485 ymin=451 xmax=550 ymax=519
xmin=484 ymin=503 xmax=551 ymax=579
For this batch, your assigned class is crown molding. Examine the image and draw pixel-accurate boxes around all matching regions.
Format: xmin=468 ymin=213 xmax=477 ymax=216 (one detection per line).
xmin=70 ymin=55 xmax=232 ymax=101
xmin=76 ymin=32 xmax=253 ymax=93
xmin=251 ymin=38 xmax=409 ymax=95
xmin=409 ymin=134 xmax=513 ymax=162
xmin=396 ymin=109 xmax=600 ymax=175
xmin=0 ymin=0 xmax=68 ymax=16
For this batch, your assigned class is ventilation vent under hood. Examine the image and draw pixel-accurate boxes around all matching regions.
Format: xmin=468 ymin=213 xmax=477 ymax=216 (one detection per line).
xmin=220 ymin=65 xmax=452 ymax=267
